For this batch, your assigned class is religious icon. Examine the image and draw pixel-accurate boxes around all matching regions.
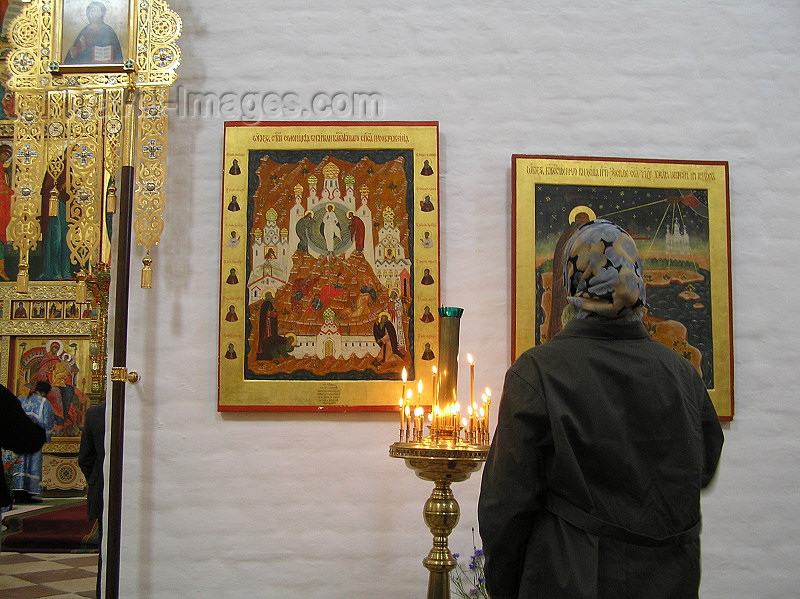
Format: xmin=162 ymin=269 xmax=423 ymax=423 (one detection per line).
xmin=0 ymin=0 xmax=23 ymax=43
xmin=372 ymin=312 xmax=404 ymax=366
xmin=13 ymin=337 xmax=92 ymax=437
xmin=31 ymin=301 xmax=46 ymax=319
xmin=420 ymin=305 xmax=435 ymax=323
xmin=0 ymin=141 xmax=13 ymax=281
xmin=346 ymin=210 xmax=365 ymax=253
xmin=0 ymin=75 xmax=15 ymax=120
xmin=255 ymin=291 xmax=294 ymax=360
xmin=419 ymin=194 xmax=435 ymax=212
xmin=420 ymin=231 xmax=433 ymax=248
xmin=421 ymin=342 xmax=435 ymax=360
xmin=512 ymin=155 xmax=733 ymax=420
xmin=219 ymin=122 xmax=441 ymax=411
xmin=60 ymin=0 xmax=129 ymax=66
xmin=228 ymin=158 xmax=241 ymax=175
xmin=420 ymin=159 xmax=434 ymax=176
xmin=420 ymin=268 xmax=434 ymax=285
xmin=225 ymin=267 xmax=238 ymax=285
xmin=224 ymin=343 xmax=237 ymax=359
xmin=227 ymin=230 xmax=240 ymax=248
xmin=240 ymin=151 xmax=418 ymax=380
xmin=227 ymin=195 xmax=240 ymax=211
xmin=321 ymin=203 xmax=342 ymax=254
xmin=12 ymin=300 xmax=28 ymax=319
xmin=64 ymin=300 xmax=79 ymax=319
xmin=48 ymin=301 xmax=64 ymax=318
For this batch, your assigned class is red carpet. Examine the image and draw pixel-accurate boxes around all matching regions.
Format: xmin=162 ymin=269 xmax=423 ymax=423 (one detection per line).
xmin=1 ymin=500 xmax=99 ymax=553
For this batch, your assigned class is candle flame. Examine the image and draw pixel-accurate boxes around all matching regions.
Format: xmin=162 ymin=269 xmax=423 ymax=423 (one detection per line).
xmin=399 ymin=398 xmax=404 ymax=407
xmin=485 ymin=387 xmax=492 ymax=397
xmin=432 ymin=365 xmax=437 ymax=374
xmin=467 ymin=353 xmax=474 ymax=364
xmin=417 ymin=380 xmax=423 ymax=394
xmin=402 ymin=367 xmax=407 ymax=382
xmin=414 ymin=406 xmax=423 ymax=417
xmin=454 ymin=401 xmax=461 ymax=413
xmin=406 ymin=389 xmax=413 ymax=400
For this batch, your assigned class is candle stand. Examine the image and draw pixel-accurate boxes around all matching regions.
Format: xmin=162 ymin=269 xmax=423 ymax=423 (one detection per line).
xmin=389 ymin=440 xmax=488 ymax=599
xmin=389 ymin=307 xmax=490 ymax=599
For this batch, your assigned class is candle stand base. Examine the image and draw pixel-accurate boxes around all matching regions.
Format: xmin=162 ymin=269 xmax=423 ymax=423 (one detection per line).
xmin=389 ymin=441 xmax=489 ymax=599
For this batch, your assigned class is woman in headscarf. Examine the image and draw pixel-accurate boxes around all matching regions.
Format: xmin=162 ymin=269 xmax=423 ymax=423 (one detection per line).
xmin=479 ymin=219 xmax=724 ymax=599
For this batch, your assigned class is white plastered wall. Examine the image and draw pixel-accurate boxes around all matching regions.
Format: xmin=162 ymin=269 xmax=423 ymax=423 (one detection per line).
xmin=115 ymin=1 xmax=800 ymax=597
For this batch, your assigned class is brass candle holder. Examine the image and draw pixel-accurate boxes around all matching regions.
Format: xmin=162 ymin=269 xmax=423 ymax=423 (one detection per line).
xmin=389 ymin=307 xmax=490 ymax=599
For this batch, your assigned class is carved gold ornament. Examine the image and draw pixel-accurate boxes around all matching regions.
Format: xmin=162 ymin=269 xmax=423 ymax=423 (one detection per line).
xmin=6 ymin=0 xmax=181 ymax=291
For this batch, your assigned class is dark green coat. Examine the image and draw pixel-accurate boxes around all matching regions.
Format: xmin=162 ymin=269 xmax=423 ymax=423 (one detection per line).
xmin=478 ymin=319 xmax=723 ymax=599
xmin=78 ymin=402 xmax=106 ymax=520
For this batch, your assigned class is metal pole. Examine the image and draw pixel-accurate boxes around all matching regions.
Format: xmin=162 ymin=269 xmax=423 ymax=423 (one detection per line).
xmin=104 ymin=90 xmax=137 ymax=599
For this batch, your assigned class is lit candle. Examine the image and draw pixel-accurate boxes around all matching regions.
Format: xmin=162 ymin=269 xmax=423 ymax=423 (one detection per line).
xmin=454 ymin=401 xmax=461 ymax=432
xmin=405 ymin=405 xmax=411 ymax=441
xmin=418 ymin=379 xmax=424 ymax=406
xmin=484 ymin=387 xmax=492 ymax=442
xmin=401 ymin=367 xmax=407 ymax=404
xmin=479 ymin=406 xmax=486 ymax=444
xmin=467 ymin=353 xmax=475 ymax=409
xmin=414 ymin=406 xmax=423 ymax=441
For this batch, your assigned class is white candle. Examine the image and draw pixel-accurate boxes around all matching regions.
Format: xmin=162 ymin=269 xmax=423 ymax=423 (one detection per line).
xmin=399 ymin=398 xmax=405 ymax=440
xmin=484 ymin=387 xmax=492 ymax=441
xmin=432 ymin=366 xmax=438 ymax=412
xmin=467 ymin=353 xmax=475 ymax=408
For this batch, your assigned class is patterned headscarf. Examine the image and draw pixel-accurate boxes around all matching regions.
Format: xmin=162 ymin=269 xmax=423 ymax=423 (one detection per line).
xmin=563 ymin=219 xmax=646 ymax=318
